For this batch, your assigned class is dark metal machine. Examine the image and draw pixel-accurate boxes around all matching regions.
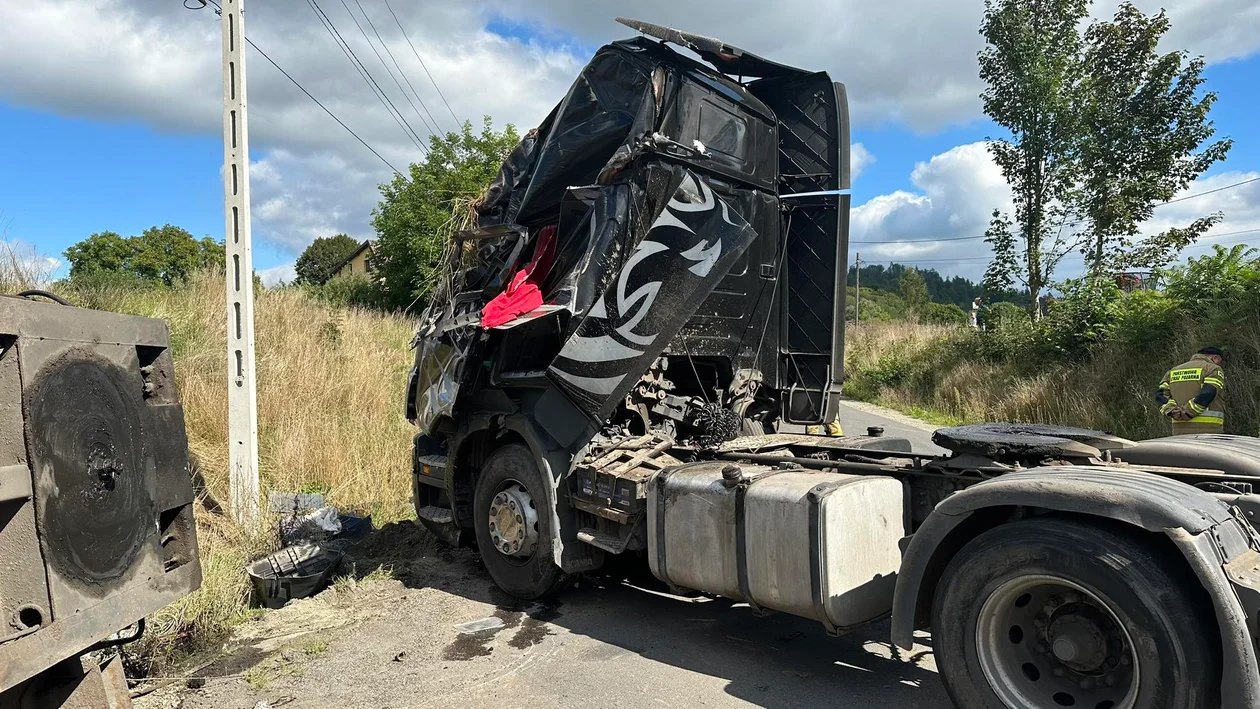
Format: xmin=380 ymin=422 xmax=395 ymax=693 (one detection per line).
xmin=0 ymin=296 xmax=201 ymax=704
xmin=403 ymin=18 xmax=1260 ymax=708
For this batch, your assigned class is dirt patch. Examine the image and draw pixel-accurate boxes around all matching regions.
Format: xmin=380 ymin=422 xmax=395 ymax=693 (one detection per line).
xmin=196 ymin=646 xmax=266 ymax=678
xmin=341 ymin=520 xmax=440 ymax=571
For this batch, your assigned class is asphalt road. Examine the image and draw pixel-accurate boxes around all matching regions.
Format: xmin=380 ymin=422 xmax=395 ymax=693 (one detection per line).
xmin=146 ymin=401 xmax=955 ymax=709
xmin=156 ymin=548 xmax=952 ymax=709
xmin=835 ymin=399 xmax=949 ymax=455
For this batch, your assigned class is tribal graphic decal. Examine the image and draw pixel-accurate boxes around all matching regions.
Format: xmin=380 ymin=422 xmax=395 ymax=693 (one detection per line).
xmin=547 ymin=167 xmax=757 ymax=422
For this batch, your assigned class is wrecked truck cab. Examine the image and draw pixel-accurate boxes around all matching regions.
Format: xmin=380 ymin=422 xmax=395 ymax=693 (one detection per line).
xmin=405 ymin=18 xmax=1260 ymax=709
xmin=410 ymin=33 xmax=851 ymax=450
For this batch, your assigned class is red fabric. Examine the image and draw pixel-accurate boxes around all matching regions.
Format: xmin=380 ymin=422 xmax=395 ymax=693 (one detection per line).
xmin=525 ymin=224 xmax=558 ymax=281
xmin=480 ymin=225 xmax=557 ymax=329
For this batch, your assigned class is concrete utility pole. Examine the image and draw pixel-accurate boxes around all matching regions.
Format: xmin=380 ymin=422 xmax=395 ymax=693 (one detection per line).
xmin=221 ymin=0 xmax=260 ymax=524
xmin=853 ymin=253 xmax=861 ymax=327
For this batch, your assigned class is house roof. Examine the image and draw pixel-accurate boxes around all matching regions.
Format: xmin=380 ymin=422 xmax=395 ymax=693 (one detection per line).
xmin=331 ymin=240 xmax=375 ymax=276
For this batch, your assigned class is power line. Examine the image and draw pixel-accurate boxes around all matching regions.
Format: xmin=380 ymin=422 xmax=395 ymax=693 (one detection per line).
xmin=1183 ymin=230 xmax=1260 ymax=250
xmin=859 ymin=256 xmax=994 ymax=264
xmin=853 ymin=175 xmax=1260 ymax=246
xmin=382 ymin=0 xmax=463 ymax=128
xmin=1163 ymin=176 xmax=1260 ymax=205
xmin=352 ymin=0 xmax=444 ymax=138
xmin=187 ymin=0 xmax=404 ymax=176
xmin=306 ymin=0 xmax=427 ymax=152
xmin=337 ymin=0 xmax=437 ymax=140
xmin=852 ymin=232 xmax=992 ymax=245
xmin=855 ymin=234 xmax=1260 ymax=271
xmin=249 ymin=40 xmax=407 ymax=176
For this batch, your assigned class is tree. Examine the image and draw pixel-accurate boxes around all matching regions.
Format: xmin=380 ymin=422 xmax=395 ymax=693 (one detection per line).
xmin=65 ymin=225 xmax=223 ymax=285
xmin=978 ymin=0 xmax=1087 ymax=318
xmin=64 ymin=231 xmax=133 ymax=278
xmin=1076 ymin=2 xmax=1231 ymax=277
xmin=295 ymin=233 xmax=361 ymax=285
xmin=899 ymin=267 xmax=931 ymax=318
xmin=846 ymin=262 xmax=1020 ymax=309
xmin=372 ymin=118 xmax=520 ymax=310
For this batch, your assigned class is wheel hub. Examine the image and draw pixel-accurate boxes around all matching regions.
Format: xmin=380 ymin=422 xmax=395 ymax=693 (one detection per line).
xmin=487 ymin=483 xmax=538 ymax=558
xmin=976 ymin=576 xmax=1138 ymax=709
xmin=1047 ymin=609 xmax=1108 ymax=672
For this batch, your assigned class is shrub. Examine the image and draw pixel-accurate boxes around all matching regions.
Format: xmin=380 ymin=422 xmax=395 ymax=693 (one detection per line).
xmin=924 ymin=302 xmax=969 ymax=326
xmin=981 ymin=301 xmax=1025 ymax=329
xmin=306 ymin=273 xmax=388 ymax=310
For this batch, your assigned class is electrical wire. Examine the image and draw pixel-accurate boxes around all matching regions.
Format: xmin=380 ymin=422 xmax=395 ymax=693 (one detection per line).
xmin=338 ymin=0 xmax=437 ymax=140
xmin=188 ymin=0 xmax=405 ymax=175
xmin=1163 ymin=176 xmax=1260 ymax=205
xmin=1182 ymin=231 xmax=1260 ymax=251
xmin=352 ymin=0 xmax=444 ymax=138
xmin=306 ymin=0 xmax=426 ymax=152
xmin=851 ymin=175 xmax=1260 ymax=245
xmin=382 ymin=0 xmax=463 ymax=128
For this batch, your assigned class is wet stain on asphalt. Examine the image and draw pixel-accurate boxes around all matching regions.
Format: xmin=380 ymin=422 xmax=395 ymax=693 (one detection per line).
xmin=493 ymin=607 xmax=524 ymax=629
xmin=531 ymin=605 xmax=563 ymax=623
xmin=443 ymin=597 xmax=565 ymax=659
xmin=442 ymin=629 xmax=498 ymax=661
xmin=507 ymin=617 xmax=552 ymax=649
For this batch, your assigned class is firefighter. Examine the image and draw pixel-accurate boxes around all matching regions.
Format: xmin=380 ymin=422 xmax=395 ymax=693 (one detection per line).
xmin=806 ymin=415 xmax=844 ymax=437
xmin=1156 ymin=346 xmax=1226 ymax=434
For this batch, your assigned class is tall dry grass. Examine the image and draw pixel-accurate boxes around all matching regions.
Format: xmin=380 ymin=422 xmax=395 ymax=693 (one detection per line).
xmin=845 ymin=320 xmax=1259 ymax=440
xmin=54 ymin=271 xmax=418 ymax=668
xmin=0 ymin=240 xmax=58 ymax=292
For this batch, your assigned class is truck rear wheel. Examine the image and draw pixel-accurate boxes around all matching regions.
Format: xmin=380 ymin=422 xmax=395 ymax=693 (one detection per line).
xmin=473 ymin=444 xmax=567 ymax=600
xmin=933 ymin=518 xmax=1219 ymax=709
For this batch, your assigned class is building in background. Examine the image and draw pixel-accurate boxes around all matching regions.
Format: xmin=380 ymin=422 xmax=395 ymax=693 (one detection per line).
xmin=331 ymin=240 xmax=376 ymax=280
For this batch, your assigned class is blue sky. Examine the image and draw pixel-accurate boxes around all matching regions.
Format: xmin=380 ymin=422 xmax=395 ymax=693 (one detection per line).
xmin=1 ymin=1 xmax=1257 ymax=285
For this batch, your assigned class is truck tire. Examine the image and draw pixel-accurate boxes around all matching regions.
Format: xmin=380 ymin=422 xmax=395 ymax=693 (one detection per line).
xmin=473 ymin=444 xmax=567 ymax=600
xmin=932 ymin=518 xmax=1219 ymax=709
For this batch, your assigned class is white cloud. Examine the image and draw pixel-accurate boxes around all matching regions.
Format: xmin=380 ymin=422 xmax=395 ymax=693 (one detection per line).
xmin=250 ymin=150 xmax=381 ymax=253
xmin=851 ymin=143 xmax=874 ymax=182
xmin=1136 ymin=171 xmax=1260 ymax=258
xmin=851 ymin=146 xmax=1260 ymax=283
xmin=486 ymin=0 xmax=1260 ymax=130
xmin=0 ymin=1 xmax=582 ymax=258
xmin=0 ymin=0 xmax=1254 ymax=263
xmin=258 ymin=262 xmax=297 ymax=287
xmin=2 ymin=239 xmax=62 ymax=286
xmin=851 ymin=141 xmax=1010 ymax=280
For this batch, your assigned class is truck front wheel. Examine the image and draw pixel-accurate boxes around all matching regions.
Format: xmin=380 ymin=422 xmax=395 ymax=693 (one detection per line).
xmin=473 ymin=444 xmax=567 ymax=600
xmin=933 ymin=518 xmax=1219 ymax=709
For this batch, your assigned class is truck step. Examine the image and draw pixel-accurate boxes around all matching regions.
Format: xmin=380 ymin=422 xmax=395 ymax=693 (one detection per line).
xmin=577 ymin=528 xmax=630 ymax=554
xmin=417 ymin=505 xmax=454 ymax=524
xmin=417 ymin=454 xmax=448 ymax=471
xmin=415 ymin=454 xmax=448 ymax=488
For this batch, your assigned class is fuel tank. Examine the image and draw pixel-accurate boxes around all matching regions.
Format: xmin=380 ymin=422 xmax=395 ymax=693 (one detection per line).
xmin=647 ymin=461 xmax=904 ymax=631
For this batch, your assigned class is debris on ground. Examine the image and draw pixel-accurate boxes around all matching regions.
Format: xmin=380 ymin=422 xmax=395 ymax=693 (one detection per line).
xmin=454 ymin=617 xmax=506 ymax=635
xmin=246 ymin=544 xmax=344 ymax=609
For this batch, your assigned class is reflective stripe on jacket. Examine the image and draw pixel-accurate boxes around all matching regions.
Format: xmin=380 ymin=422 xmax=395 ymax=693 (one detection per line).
xmin=1160 ymin=354 xmax=1226 ymax=428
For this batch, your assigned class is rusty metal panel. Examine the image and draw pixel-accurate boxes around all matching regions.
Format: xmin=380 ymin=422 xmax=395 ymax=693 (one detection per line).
xmin=0 ymin=335 xmax=52 ymax=648
xmin=0 ymin=296 xmax=201 ymax=694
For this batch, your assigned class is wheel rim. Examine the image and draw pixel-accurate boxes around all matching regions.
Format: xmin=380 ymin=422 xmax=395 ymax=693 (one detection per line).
xmin=976 ymin=574 xmax=1138 ymax=709
xmin=487 ymin=480 xmax=539 ymax=560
